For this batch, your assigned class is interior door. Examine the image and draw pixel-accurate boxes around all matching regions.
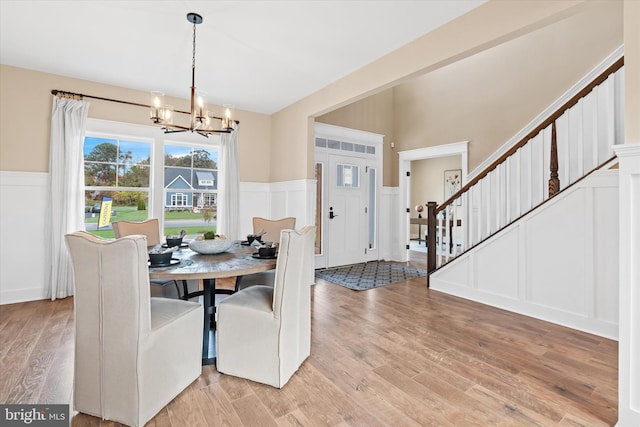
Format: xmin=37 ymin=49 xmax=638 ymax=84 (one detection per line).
xmin=327 ymin=155 xmax=367 ymax=268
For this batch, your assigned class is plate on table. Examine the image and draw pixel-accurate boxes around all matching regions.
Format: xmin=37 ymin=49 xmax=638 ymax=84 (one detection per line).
xmin=148 ymin=258 xmax=181 ymax=268
xmin=252 ymin=253 xmax=277 ymax=260
xmin=161 ymin=242 xmax=189 ymax=249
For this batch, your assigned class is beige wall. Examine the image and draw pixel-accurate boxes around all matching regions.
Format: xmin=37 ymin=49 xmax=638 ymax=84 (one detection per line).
xmin=316 ymin=89 xmax=395 ymax=185
xmin=0 ymin=65 xmax=272 ymax=182
xmin=270 ymin=0 xmax=594 ymax=183
xmin=394 ymin=0 xmax=622 ymax=176
xmin=1 ymin=1 xmax=625 ymax=188
xmin=411 ymin=156 xmax=462 ymax=209
xmin=624 ymin=0 xmax=640 ymax=146
xmin=314 ymin=1 xmax=622 ymax=187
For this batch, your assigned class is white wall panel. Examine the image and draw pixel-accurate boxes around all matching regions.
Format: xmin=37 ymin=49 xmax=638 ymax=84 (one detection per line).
xmin=593 ymin=186 xmax=619 ymax=324
xmin=475 ymin=227 xmax=519 ymax=299
xmin=527 ymin=190 xmax=587 ymax=314
xmin=431 ymin=170 xmax=619 ymax=339
xmin=379 ymin=187 xmax=401 ymax=262
xmin=239 ymin=179 xmax=315 ymax=239
xmin=0 ymin=172 xmax=50 ymax=304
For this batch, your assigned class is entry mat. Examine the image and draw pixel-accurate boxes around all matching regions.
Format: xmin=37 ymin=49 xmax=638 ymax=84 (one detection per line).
xmin=315 ymin=261 xmax=428 ymax=291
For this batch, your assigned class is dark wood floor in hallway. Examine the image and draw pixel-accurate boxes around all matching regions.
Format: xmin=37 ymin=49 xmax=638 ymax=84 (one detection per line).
xmin=0 ymin=251 xmax=618 ymax=426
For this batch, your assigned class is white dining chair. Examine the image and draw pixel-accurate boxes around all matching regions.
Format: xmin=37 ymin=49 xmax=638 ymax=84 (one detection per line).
xmin=65 ymin=231 xmax=203 ymax=426
xmin=112 ymin=219 xmax=186 ymax=299
xmin=216 ymin=226 xmax=315 ymax=388
xmin=236 ymin=217 xmax=297 ymax=291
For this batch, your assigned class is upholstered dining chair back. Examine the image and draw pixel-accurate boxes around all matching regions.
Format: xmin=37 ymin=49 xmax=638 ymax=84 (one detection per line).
xmin=216 ymin=226 xmax=315 ymax=388
xmin=65 ymin=231 xmax=203 ymax=427
xmin=252 ymin=217 xmax=296 ymax=244
xmin=112 ymin=218 xmax=186 ymax=298
xmin=112 ymin=219 xmax=162 ymax=246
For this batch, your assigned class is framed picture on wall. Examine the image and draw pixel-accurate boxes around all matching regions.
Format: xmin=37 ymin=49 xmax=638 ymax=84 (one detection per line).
xmin=444 ymin=169 xmax=462 ymax=205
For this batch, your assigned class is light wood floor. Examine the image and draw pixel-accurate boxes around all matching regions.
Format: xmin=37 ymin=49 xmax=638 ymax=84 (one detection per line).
xmin=0 ymin=251 xmax=618 ymax=426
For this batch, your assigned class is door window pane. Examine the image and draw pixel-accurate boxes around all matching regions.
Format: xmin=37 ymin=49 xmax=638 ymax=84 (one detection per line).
xmin=336 ymin=164 xmax=359 ymax=188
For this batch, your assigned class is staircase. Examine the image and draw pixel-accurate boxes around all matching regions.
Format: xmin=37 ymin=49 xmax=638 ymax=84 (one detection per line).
xmin=425 ymin=54 xmax=624 ymax=339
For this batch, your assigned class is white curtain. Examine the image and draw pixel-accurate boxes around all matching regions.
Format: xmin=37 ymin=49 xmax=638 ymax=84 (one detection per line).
xmin=218 ymin=126 xmax=240 ymax=240
xmin=46 ymin=97 xmax=90 ymax=300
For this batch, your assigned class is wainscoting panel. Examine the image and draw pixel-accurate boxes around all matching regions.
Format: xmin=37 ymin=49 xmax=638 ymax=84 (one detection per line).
xmin=474 ymin=227 xmax=520 ymax=300
xmin=527 ymin=189 xmax=588 ymax=315
xmin=238 ymin=180 xmax=315 ymax=241
xmin=0 ymin=172 xmax=50 ymax=304
xmin=430 ymin=170 xmax=619 ymax=339
xmin=379 ymin=187 xmax=401 ymax=262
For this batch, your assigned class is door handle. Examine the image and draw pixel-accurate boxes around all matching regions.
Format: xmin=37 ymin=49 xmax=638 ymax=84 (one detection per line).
xmin=329 ymin=207 xmax=338 ymax=219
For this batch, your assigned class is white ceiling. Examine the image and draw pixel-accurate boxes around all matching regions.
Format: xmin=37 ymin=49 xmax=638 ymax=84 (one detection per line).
xmin=0 ymin=1 xmax=485 ymax=115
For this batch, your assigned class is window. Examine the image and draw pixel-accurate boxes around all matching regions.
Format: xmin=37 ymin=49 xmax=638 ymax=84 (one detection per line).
xmin=336 ymin=163 xmax=359 ymax=188
xmin=83 ymin=136 xmax=151 ymax=237
xmin=170 ymin=193 xmax=188 ymax=207
xmin=83 ymin=120 xmax=222 ymax=239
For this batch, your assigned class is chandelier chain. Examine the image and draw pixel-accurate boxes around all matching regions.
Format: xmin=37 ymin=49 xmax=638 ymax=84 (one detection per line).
xmin=192 ymin=19 xmax=197 ymax=72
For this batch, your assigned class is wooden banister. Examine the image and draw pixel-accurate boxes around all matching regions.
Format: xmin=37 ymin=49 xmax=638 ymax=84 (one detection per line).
xmin=425 ymin=55 xmax=623 ymax=282
xmin=434 ymin=56 xmax=624 ymax=215
xmin=549 ymin=121 xmax=560 ymax=197
xmin=426 ymin=201 xmax=437 ymax=284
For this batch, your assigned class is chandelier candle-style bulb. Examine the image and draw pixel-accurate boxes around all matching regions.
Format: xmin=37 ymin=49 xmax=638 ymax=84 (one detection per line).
xmin=163 ymin=105 xmax=174 ymax=125
xmin=150 ymin=91 xmax=165 ymax=123
xmin=195 ymin=91 xmax=207 ymax=124
xmin=222 ymin=105 xmax=234 ymax=130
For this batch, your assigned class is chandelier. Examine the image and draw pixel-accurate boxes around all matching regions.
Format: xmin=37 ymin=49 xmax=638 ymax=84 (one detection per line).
xmin=150 ymin=13 xmax=235 ymax=137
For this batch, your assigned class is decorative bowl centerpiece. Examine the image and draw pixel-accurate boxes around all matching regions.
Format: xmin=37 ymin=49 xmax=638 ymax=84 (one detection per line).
xmin=189 ymin=232 xmax=233 ymax=254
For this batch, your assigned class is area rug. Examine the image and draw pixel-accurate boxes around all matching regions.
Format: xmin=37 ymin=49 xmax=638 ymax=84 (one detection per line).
xmin=315 ymin=261 xmax=428 ymax=291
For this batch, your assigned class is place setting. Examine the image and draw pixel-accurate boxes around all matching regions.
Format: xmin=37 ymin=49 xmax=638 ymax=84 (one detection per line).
xmin=148 ymin=246 xmax=181 ymax=268
xmin=161 ymin=230 xmax=189 ymax=249
xmin=240 ymin=229 xmax=267 ymax=246
xmin=252 ymin=242 xmax=278 ymax=260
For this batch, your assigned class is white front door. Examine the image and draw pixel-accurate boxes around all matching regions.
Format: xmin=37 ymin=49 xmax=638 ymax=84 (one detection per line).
xmin=314 ymin=122 xmax=383 ymax=270
xmin=327 ymin=154 xmax=368 ymax=268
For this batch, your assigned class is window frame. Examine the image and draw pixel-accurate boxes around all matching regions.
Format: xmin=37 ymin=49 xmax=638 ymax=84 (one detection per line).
xmin=84 ymin=119 xmax=221 ymax=233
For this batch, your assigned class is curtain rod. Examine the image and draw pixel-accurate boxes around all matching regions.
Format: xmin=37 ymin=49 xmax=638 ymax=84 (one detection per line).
xmin=50 ymin=89 xmax=239 ymax=124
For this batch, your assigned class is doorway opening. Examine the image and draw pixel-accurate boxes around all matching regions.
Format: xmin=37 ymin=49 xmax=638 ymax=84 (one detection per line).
xmin=398 ymin=141 xmax=468 ymax=263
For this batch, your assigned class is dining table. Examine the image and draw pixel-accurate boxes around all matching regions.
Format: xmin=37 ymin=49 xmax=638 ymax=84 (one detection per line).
xmin=148 ymin=241 xmax=277 ymax=365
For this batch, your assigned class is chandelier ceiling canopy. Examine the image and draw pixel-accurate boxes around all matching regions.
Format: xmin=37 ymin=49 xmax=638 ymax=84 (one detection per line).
xmin=150 ymin=12 xmax=235 ymax=137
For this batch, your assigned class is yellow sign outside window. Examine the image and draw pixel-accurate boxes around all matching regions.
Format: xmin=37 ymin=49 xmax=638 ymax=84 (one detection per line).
xmin=98 ymin=197 xmax=113 ymax=228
